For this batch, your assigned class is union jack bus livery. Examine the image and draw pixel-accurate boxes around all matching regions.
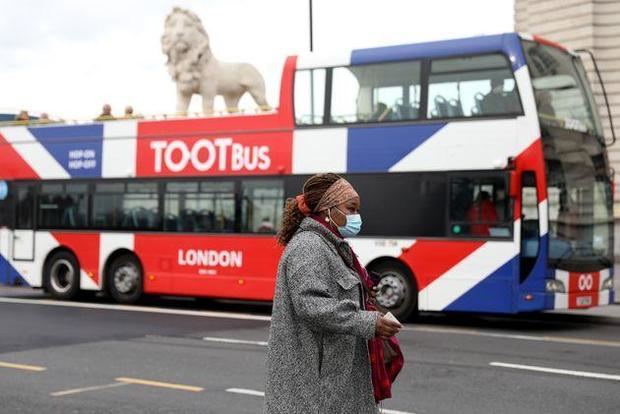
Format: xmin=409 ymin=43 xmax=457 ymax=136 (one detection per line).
xmin=0 ymin=33 xmax=614 ymax=319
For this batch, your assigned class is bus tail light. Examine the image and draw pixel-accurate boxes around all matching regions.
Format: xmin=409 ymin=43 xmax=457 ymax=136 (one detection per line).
xmin=545 ymin=279 xmax=565 ymax=293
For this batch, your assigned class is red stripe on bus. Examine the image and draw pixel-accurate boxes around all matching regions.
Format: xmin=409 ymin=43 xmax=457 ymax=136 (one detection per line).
xmin=0 ymin=132 xmax=39 ymax=180
xmin=52 ymin=232 xmax=101 ymax=286
xmin=532 ymin=35 xmax=568 ymax=52
xmin=400 ymin=240 xmax=485 ymax=290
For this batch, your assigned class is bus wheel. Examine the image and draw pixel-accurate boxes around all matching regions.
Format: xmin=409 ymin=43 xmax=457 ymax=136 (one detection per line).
xmin=44 ymin=251 xmax=80 ymax=300
xmin=370 ymin=261 xmax=418 ymax=321
xmin=107 ymin=255 xmax=143 ymax=304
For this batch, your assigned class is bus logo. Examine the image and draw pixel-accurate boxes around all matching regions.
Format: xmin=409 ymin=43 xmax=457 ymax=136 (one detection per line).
xmin=177 ymin=249 xmax=243 ymax=268
xmin=150 ymin=138 xmax=271 ymax=173
xmin=577 ymin=273 xmax=594 ymax=291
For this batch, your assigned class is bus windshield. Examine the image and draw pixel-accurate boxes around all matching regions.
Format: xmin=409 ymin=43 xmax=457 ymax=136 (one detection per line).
xmin=522 ymin=41 xmax=603 ymax=138
xmin=522 ymin=41 xmax=613 ymax=270
xmin=543 ymin=124 xmax=613 ymax=270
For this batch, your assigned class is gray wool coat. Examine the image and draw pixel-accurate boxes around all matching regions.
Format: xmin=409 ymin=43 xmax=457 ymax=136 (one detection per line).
xmin=264 ymin=217 xmax=379 ymax=414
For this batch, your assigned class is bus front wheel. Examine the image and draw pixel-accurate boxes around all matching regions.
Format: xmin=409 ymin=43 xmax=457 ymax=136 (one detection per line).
xmin=44 ymin=251 xmax=80 ymax=300
xmin=107 ymin=254 xmax=143 ymax=304
xmin=369 ymin=261 xmax=418 ymax=321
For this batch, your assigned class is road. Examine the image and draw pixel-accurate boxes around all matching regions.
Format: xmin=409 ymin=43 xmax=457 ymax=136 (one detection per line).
xmin=0 ymin=286 xmax=619 ymax=414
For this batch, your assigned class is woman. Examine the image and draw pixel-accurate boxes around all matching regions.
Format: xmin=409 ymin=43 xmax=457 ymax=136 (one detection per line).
xmin=264 ymin=173 xmax=402 ymax=414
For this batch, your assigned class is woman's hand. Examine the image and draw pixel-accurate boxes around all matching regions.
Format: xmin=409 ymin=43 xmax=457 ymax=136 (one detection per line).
xmin=375 ymin=313 xmax=402 ymax=339
xmin=367 ymin=285 xmax=378 ymax=306
xmin=370 ymin=285 xmax=378 ymax=299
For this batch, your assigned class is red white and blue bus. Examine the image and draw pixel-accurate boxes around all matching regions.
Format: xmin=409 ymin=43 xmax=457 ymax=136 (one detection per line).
xmin=0 ymin=33 xmax=614 ymax=319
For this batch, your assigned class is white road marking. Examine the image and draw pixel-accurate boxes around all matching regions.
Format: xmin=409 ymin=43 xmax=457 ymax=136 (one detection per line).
xmin=115 ymin=377 xmax=204 ymax=392
xmin=404 ymin=326 xmax=620 ymax=348
xmin=225 ymin=388 xmax=417 ymax=413
xmin=490 ymin=362 xmax=620 ymax=381
xmin=0 ymin=361 xmax=46 ymax=372
xmin=0 ymin=297 xmax=270 ymax=321
xmin=203 ymin=336 xmax=268 ymax=346
xmin=50 ymin=382 xmax=128 ymax=397
xmin=226 ymin=388 xmax=265 ymax=397
xmin=2 ymin=296 xmax=617 ymax=349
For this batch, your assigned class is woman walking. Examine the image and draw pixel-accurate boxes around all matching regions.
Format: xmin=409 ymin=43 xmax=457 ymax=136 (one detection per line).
xmin=264 ymin=173 xmax=402 ymax=414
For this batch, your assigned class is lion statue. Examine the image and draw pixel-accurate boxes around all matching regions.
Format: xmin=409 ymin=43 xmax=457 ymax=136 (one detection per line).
xmin=161 ymin=7 xmax=270 ymax=115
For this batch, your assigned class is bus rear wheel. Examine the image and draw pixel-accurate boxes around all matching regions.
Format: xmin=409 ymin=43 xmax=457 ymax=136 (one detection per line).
xmin=107 ymin=254 xmax=143 ymax=304
xmin=44 ymin=251 xmax=80 ymax=300
xmin=369 ymin=261 xmax=418 ymax=321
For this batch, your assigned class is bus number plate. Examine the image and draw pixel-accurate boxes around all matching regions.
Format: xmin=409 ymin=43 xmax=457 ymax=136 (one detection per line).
xmin=576 ymin=296 xmax=592 ymax=306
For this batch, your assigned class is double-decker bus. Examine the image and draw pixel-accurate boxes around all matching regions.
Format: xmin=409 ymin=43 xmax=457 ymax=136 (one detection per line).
xmin=0 ymin=33 xmax=614 ymax=319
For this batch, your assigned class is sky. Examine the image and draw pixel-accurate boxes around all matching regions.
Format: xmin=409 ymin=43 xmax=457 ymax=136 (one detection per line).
xmin=0 ymin=0 xmax=514 ymax=121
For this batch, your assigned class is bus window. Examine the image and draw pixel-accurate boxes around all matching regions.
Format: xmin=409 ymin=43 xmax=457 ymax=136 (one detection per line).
xmin=522 ymin=41 xmax=603 ymax=136
xmin=38 ymin=183 xmax=87 ymax=229
xmin=330 ymin=60 xmax=422 ymax=123
xmin=16 ymin=185 xmax=34 ymax=230
xmin=92 ymin=182 xmax=160 ymax=230
xmin=0 ymin=181 xmax=12 ymax=228
xmin=164 ymin=181 xmax=235 ymax=233
xmin=449 ymin=175 xmax=511 ymax=238
xmin=241 ymin=179 xmax=284 ymax=234
xmin=344 ymin=173 xmax=446 ymax=237
xmin=428 ymin=54 xmax=521 ymax=119
xmin=294 ymin=69 xmax=326 ymax=125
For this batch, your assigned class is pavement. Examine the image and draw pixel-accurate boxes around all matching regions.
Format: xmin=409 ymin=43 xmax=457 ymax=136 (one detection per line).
xmin=0 ymin=287 xmax=619 ymax=414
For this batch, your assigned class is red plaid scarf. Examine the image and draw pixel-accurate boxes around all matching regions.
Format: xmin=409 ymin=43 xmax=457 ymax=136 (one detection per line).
xmin=351 ymin=254 xmax=405 ymax=402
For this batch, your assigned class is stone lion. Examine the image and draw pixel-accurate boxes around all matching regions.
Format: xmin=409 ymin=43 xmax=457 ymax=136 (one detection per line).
xmin=161 ymin=7 xmax=270 ymax=115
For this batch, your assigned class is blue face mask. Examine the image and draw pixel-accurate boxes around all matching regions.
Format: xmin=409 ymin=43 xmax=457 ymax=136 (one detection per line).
xmin=333 ymin=208 xmax=362 ymax=238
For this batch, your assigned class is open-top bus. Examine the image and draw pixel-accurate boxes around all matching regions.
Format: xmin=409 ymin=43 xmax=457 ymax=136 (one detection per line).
xmin=0 ymin=33 xmax=614 ymax=319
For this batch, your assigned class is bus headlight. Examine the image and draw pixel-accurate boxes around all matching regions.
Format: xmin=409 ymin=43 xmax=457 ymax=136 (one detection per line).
xmin=546 ymin=279 xmax=566 ymax=293
xmin=602 ymin=277 xmax=614 ymax=290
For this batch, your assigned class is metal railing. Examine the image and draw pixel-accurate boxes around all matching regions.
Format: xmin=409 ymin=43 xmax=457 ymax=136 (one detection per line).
xmin=0 ymin=106 xmax=278 ymax=128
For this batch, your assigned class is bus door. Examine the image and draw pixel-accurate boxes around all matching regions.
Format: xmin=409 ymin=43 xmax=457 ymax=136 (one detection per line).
xmin=13 ymin=183 xmax=35 ymax=261
xmin=519 ymin=171 xmax=540 ymax=281
xmin=0 ymin=180 xmax=13 ymax=283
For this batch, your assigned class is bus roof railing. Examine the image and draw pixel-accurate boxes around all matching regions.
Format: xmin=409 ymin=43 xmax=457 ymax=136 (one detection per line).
xmin=0 ymin=106 xmax=279 ymax=128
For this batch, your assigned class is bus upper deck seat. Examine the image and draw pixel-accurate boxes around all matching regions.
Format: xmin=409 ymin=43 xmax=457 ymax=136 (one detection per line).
xmin=433 ymin=95 xmax=464 ymax=118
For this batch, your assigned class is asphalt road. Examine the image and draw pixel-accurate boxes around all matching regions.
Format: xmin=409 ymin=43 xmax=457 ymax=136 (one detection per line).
xmin=0 ymin=287 xmax=619 ymax=414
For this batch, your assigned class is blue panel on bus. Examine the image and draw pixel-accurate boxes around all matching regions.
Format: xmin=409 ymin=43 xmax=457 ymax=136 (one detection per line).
xmin=444 ymin=255 xmax=519 ymax=313
xmin=28 ymin=124 xmax=103 ymax=178
xmin=0 ymin=254 xmax=29 ymax=287
xmin=347 ymin=123 xmax=445 ymax=172
xmin=518 ymin=234 xmax=550 ymax=311
xmin=351 ymin=33 xmax=525 ymax=71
